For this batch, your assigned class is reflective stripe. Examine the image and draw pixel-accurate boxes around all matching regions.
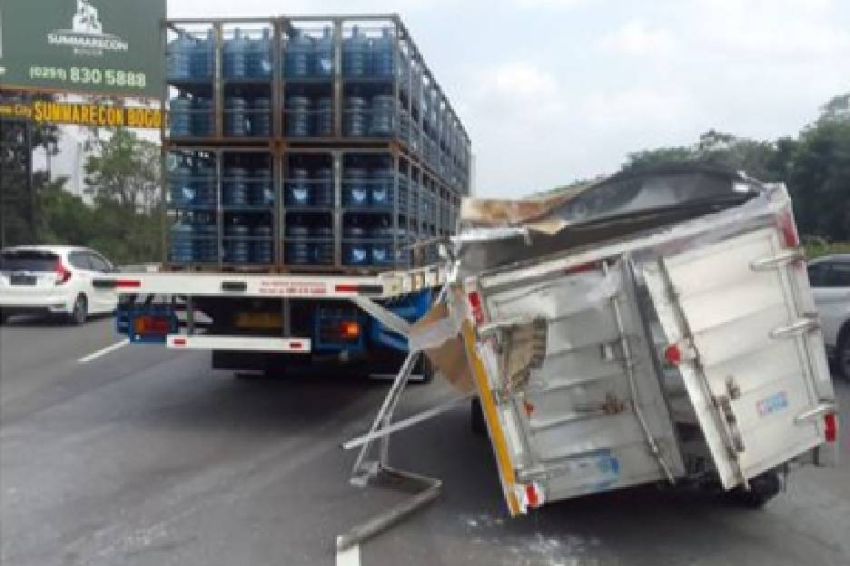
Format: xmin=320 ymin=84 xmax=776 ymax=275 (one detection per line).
xmin=461 ymin=320 xmax=521 ymax=515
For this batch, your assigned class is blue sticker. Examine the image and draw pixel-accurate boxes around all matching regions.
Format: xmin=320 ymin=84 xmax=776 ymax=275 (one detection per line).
xmin=756 ymin=391 xmax=788 ymax=417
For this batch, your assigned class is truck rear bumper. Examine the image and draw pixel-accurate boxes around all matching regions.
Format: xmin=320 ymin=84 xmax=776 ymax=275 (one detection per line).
xmin=166 ymin=334 xmax=311 ymax=353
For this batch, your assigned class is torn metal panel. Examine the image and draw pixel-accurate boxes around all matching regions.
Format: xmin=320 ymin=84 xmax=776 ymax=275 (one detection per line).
xmin=454 ymin=166 xmax=765 ymax=275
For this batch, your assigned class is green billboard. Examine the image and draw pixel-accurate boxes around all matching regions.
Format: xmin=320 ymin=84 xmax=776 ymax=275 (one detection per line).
xmin=0 ymin=0 xmax=165 ymax=97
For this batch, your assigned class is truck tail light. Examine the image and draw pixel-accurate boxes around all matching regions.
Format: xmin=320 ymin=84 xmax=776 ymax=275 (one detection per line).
xmin=55 ymin=259 xmax=72 ymax=285
xmin=134 ymin=316 xmax=172 ymax=338
xmin=564 ymin=261 xmax=599 ymax=276
xmin=776 ymin=208 xmax=800 ymax=248
xmin=664 ymin=344 xmax=682 ymax=366
xmin=825 ymin=413 xmax=838 ymax=443
xmin=340 ymin=321 xmax=361 ymax=341
xmin=467 ymin=291 xmax=485 ymax=325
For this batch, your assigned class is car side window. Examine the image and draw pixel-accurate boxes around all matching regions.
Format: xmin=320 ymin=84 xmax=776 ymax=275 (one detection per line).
xmin=825 ymin=262 xmax=850 ymax=288
xmin=68 ymin=251 xmax=92 ymax=270
xmin=87 ymin=253 xmax=111 ymax=273
xmin=807 ymin=263 xmax=828 ymax=287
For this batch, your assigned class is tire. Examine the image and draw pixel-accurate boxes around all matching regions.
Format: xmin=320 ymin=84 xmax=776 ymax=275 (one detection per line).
xmin=0 ymin=311 xmax=8 ymax=325
xmin=68 ymin=295 xmax=88 ymax=326
xmin=728 ymin=470 xmax=782 ymax=508
xmin=413 ymin=355 xmax=435 ymax=384
xmin=471 ymin=397 xmax=487 ymax=436
xmin=837 ymin=332 xmax=850 ymax=380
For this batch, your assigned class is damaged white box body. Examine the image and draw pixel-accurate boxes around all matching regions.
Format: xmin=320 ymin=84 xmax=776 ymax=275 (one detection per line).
xmin=446 ymin=167 xmax=839 ymax=515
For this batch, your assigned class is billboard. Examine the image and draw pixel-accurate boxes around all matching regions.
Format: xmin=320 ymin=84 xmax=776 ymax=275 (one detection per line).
xmin=0 ymin=0 xmax=165 ymax=98
xmin=0 ymin=99 xmax=162 ymax=128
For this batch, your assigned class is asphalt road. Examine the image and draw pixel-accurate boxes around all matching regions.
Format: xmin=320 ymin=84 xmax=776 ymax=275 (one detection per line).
xmin=1 ymin=316 xmax=848 ymax=566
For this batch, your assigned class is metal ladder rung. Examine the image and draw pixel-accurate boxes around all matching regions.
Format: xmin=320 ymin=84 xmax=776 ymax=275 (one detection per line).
xmin=528 ymin=371 xmax=623 ymax=395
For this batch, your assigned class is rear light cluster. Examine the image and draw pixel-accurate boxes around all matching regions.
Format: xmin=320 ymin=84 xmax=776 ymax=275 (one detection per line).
xmin=340 ymin=321 xmax=361 ymax=341
xmin=134 ymin=316 xmax=172 ymax=337
xmin=776 ymin=208 xmax=801 ymax=248
xmin=54 ymin=259 xmax=72 ymax=285
xmin=467 ymin=291 xmax=485 ymax=325
xmin=825 ymin=413 xmax=838 ymax=443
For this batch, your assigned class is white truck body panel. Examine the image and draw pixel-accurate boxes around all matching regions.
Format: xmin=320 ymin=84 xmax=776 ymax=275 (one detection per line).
xmin=477 ymin=262 xmax=684 ymax=502
xmin=462 ymin=184 xmax=836 ymax=511
xmin=643 ymin=227 xmax=833 ymax=488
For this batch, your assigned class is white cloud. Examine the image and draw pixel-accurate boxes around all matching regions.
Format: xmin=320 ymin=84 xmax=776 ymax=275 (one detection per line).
xmin=580 ymin=87 xmax=694 ymax=130
xmin=513 ymin=0 xmax=588 ymax=8
xmin=600 ymin=20 xmax=676 ymax=56
xmin=485 ymin=62 xmax=559 ymax=99
xmin=689 ymin=0 xmax=850 ymax=57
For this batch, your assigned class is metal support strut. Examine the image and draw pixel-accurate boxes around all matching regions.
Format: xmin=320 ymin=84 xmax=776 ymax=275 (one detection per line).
xmin=337 ymin=288 xmax=459 ymax=552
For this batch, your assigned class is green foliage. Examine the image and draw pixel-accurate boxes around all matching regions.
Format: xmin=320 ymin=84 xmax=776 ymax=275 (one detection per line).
xmin=84 ymin=128 xmax=161 ymax=210
xmin=33 ymin=178 xmax=163 ymax=265
xmin=0 ymin=93 xmax=60 ymax=246
xmin=805 ymin=240 xmax=850 ymax=260
xmin=25 ymin=127 xmax=164 ymax=265
xmin=623 ymin=129 xmax=783 ymax=182
xmin=619 ymin=94 xmax=850 ymax=242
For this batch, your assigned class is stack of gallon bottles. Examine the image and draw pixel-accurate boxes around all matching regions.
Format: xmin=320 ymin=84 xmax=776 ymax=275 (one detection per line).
xmin=341 ymin=26 xmax=398 ymax=139
xmin=284 ymin=162 xmax=334 ymax=266
xmin=221 ymin=162 xmax=275 ymax=264
xmin=170 ymin=156 xmax=218 ymax=264
xmin=167 ymin=30 xmax=214 ymax=139
xmin=223 ymin=28 xmax=273 ymax=138
xmin=341 ymin=159 xmax=410 ymax=268
xmin=283 ymin=27 xmax=334 ymax=139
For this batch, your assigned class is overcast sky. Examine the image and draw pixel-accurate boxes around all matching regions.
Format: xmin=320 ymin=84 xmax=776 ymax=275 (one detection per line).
xmin=169 ymin=0 xmax=850 ymax=197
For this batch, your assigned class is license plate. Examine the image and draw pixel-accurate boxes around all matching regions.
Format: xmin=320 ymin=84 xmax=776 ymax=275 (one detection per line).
xmin=234 ymin=312 xmax=283 ymax=330
xmin=10 ymin=274 xmax=37 ymax=286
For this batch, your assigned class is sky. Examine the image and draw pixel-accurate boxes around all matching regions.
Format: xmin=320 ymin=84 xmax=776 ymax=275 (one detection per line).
xmin=168 ymin=0 xmax=850 ymax=197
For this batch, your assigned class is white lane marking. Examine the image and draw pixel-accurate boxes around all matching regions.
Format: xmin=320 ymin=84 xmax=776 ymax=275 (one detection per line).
xmin=78 ymin=339 xmax=129 ymax=363
xmin=336 ymin=538 xmax=361 ymax=566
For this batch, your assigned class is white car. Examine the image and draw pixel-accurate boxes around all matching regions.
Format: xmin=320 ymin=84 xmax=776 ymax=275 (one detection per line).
xmin=0 ymin=245 xmax=119 ymax=325
xmin=808 ymin=254 xmax=850 ymax=378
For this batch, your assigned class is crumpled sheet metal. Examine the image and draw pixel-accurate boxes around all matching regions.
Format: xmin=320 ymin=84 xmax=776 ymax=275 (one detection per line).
xmin=459 ymin=187 xmax=588 ymax=236
xmin=408 ymin=299 xmax=475 ymax=393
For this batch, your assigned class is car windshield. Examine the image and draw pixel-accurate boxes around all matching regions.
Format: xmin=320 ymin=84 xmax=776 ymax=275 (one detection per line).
xmin=0 ymin=250 xmax=59 ymax=272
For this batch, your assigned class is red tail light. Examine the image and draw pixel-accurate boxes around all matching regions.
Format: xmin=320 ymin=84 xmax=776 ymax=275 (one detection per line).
xmin=664 ymin=344 xmax=683 ymax=366
xmin=467 ymin=291 xmax=485 ymax=325
xmin=565 ymin=261 xmax=599 ymax=276
xmin=134 ymin=316 xmax=172 ymax=337
xmin=777 ymin=209 xmax=800 ymax=248
xmin=54 ymin=259 xmax=72 ymax=285
xmin=824 ymin=413 xmax=838 ymax=443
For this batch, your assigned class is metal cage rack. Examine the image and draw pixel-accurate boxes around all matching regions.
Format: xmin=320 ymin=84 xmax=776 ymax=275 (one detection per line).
xmin=162 ymin=15 xmax=470 ymax=271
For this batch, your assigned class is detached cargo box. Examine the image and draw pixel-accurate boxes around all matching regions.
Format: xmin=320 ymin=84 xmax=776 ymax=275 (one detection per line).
xmin=444 ymin=166 xmax=838 ymax=515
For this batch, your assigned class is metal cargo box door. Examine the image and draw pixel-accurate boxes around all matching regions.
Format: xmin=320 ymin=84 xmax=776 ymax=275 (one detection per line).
xmin=643 ymin=227 xmax=833 ymax=489
xmin=477 ymin=260 xmax=685 ymax=506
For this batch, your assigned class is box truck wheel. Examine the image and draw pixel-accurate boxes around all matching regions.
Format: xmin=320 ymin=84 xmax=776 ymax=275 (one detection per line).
xmin=729 ymin=470 xmax=781 ymax=508
xmin=837 ymin=330 xmax=850 ymax=380
xmin=471 ymin=397 xmax=487 ymax=436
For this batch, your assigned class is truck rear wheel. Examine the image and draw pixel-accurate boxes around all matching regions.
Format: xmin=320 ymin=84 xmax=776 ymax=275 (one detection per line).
xmin=728 ymin=470 xmax=782 ymax=508
xmin=471 ymin=397 xmax=487 ymax=436
xmin=837 ymin=332 xmax=850 ymax=380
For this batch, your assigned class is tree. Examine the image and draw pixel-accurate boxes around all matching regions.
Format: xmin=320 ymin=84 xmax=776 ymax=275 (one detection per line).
xmin=0 ymin=92 xmax=60 ymax=246
xmin=84 ymin=128 xmax=161 ymax=211
xmin=786 ymin=110 xmax=850 ymax=241
xmin=622 ymin=130 xmax=781 ymax=181
xmin=616 ymin=92 xmax=850 ymax=242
